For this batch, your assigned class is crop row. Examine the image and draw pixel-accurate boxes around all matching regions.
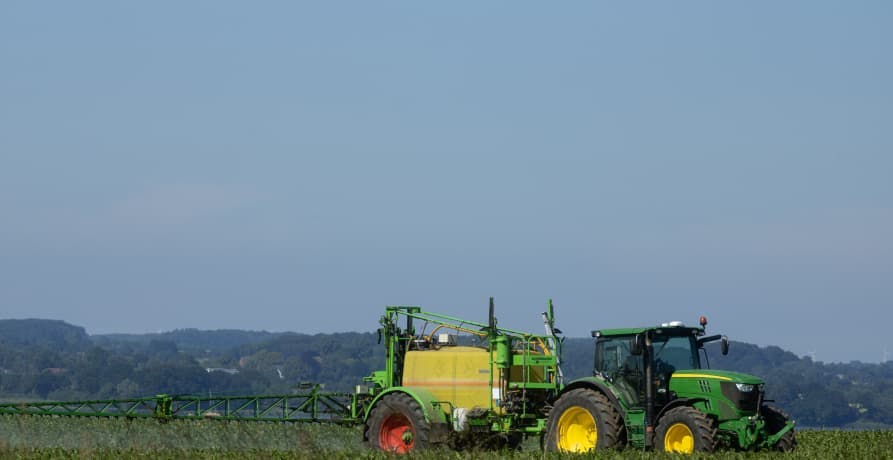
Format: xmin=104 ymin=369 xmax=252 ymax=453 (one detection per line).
xmin=0 ymin=415 xmax=891 ymax=459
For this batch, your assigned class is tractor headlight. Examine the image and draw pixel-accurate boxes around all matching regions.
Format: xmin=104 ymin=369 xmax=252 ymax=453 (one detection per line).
xmin=736 ymin=383 xmax=755 ymax=392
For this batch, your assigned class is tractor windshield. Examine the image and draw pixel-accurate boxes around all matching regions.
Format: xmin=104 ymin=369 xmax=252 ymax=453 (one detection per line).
xmin=651 ymin=334 xmax=700 ymax=373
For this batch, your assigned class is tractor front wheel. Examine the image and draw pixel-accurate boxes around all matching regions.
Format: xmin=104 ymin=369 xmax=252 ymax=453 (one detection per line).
xmin=544 ymin=388 xmax=624 ymax=453
xmin=762 ymin=405 xmax=797 ymax=452
xmin=655 ymin=406 xmax=717 ymax=454
xmin=364 ymin=393 xmax=430 ymax=454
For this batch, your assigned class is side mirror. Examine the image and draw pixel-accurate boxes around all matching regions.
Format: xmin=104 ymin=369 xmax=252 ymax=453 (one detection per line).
xmin=721 ymin=336 xmax=729 ymax=355
xmin=630 ymin=333 xmax=645 ymax=356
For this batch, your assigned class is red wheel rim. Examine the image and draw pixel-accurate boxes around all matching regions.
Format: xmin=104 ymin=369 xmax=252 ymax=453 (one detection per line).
xmin=379 ymin=413 xmax=415 ymax=453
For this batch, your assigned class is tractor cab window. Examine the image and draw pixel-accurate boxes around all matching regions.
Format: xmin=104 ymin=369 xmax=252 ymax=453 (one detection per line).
xmin=651 ymin=334 xmax=699 ymax=376
xmin=596 ymin=336 xmax=642 ymax=406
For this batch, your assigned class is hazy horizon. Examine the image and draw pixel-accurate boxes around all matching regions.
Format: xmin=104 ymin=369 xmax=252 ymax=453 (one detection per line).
xmin=0 ymin=313 xmax=878 ymax=366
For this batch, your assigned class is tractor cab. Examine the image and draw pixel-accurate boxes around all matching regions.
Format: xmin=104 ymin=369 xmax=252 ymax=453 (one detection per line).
xmin=592 ymin=318 xmax=729 ymax=410
xmin=594 ymin=322 xmax=707 ymax=407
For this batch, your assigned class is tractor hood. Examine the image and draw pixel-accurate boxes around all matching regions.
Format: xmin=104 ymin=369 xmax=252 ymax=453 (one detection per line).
xmin=671 ymin=369 xmax=763 ymax=385
xmin=670 ymin=370 xmax=766 ymax=419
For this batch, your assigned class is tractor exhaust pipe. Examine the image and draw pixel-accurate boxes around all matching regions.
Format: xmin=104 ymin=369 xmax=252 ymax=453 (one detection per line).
xmin=541 ymin=299 xmax=564 ymax=385
xmin=489 ymin=297 xmax=496 ymax=333
xmin=645 ymin=333 xmax=655 ymax=447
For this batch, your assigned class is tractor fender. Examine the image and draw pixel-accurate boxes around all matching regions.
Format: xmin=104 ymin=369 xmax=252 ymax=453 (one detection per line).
xmin=556 ymin=378 xmax=625 ymax=417
xmin=654 ymin=397 xmax=707 ymax=423
xmin=363 ymin=387 xmax=449 ymax=426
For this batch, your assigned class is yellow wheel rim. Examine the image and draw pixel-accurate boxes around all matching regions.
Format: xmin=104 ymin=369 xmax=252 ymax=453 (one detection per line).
xmin=664 ymin=422 xmax=695 ymax=453
xmin=557 ymin=407 xmax=597 ymax=452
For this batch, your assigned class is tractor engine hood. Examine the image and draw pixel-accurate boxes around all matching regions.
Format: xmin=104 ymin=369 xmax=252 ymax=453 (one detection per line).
xmin=670 ymin=369 xmax=765 ymax=418
xmin=670 ymin=369 xmax=763 ymax=385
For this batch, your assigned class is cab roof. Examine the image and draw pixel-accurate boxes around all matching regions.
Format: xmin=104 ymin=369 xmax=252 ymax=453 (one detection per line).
xmin=591 ymin=325 xmax=705 ymax=338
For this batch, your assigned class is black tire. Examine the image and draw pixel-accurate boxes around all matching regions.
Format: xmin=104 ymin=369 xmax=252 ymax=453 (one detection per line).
xmin=774 ymin=428 xmax=797 ymax=452
xmin=544 ymin=388 xmax=624 ymax=453
xmin=448 ymin=430 xmax=521 ymax=451
xmin=655 ymin=406 xmax=717 ymax=453
xmin=503 ymin=432 xmax=524 ymax=451
xmin=761 ymin=405 xmax=797 ymax=452
xmin=364 ymin=392 xmax=430 ymax=454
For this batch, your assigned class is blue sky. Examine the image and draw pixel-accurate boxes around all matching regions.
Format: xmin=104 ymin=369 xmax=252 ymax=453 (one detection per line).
xmin=1 ymin=2 xmax=891 ymax=363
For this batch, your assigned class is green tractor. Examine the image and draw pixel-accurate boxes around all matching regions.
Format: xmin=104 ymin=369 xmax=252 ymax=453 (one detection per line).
xmin=544 ymin=316 xmax=795 ymax=453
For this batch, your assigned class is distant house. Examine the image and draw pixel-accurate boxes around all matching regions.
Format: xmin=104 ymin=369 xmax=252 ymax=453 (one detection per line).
xmin=205 ymin=368 xmax=240 ymax=375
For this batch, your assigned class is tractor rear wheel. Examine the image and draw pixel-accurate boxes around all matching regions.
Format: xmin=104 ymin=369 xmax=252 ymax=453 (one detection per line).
xmin=544 ymin=388 xmax=624 ymax=453
xmin=762 ymin=405 xmax=797 ymax=452
xmin=655 ymin=406 xmax=717 ymax=453
xmin=364 ymin=392 xmax=430 ymax=454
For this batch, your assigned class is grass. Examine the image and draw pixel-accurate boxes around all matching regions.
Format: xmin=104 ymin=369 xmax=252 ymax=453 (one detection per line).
xmin=0 ymin=415 xmax=892 ymax=459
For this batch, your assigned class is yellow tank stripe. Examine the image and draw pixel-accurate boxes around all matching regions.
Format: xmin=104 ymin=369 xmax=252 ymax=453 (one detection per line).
xmin=672 ymin=373 xmax=732 ymax=381
xmin=402 ymin=381 xmax=490 ymax=387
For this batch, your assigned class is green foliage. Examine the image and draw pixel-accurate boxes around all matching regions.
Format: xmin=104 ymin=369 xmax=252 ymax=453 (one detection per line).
xmin=0 ymin=415 xmax=891 ymax=459
xmin=223 ymin=332 xmax=384 ymax=392
xmin=0 ymin=320 xmax=91 ymax=352
xmin=93 ymin=329 xmax=278 ymax=354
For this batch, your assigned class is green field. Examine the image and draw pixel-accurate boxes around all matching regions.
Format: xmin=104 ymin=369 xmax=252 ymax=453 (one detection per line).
xmin=0 ymin=415 xmax=891 ymax=459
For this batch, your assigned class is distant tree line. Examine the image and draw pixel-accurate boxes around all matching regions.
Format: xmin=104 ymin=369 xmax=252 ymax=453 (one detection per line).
xmin=0 ymin=319 xmax=891 ymax=428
